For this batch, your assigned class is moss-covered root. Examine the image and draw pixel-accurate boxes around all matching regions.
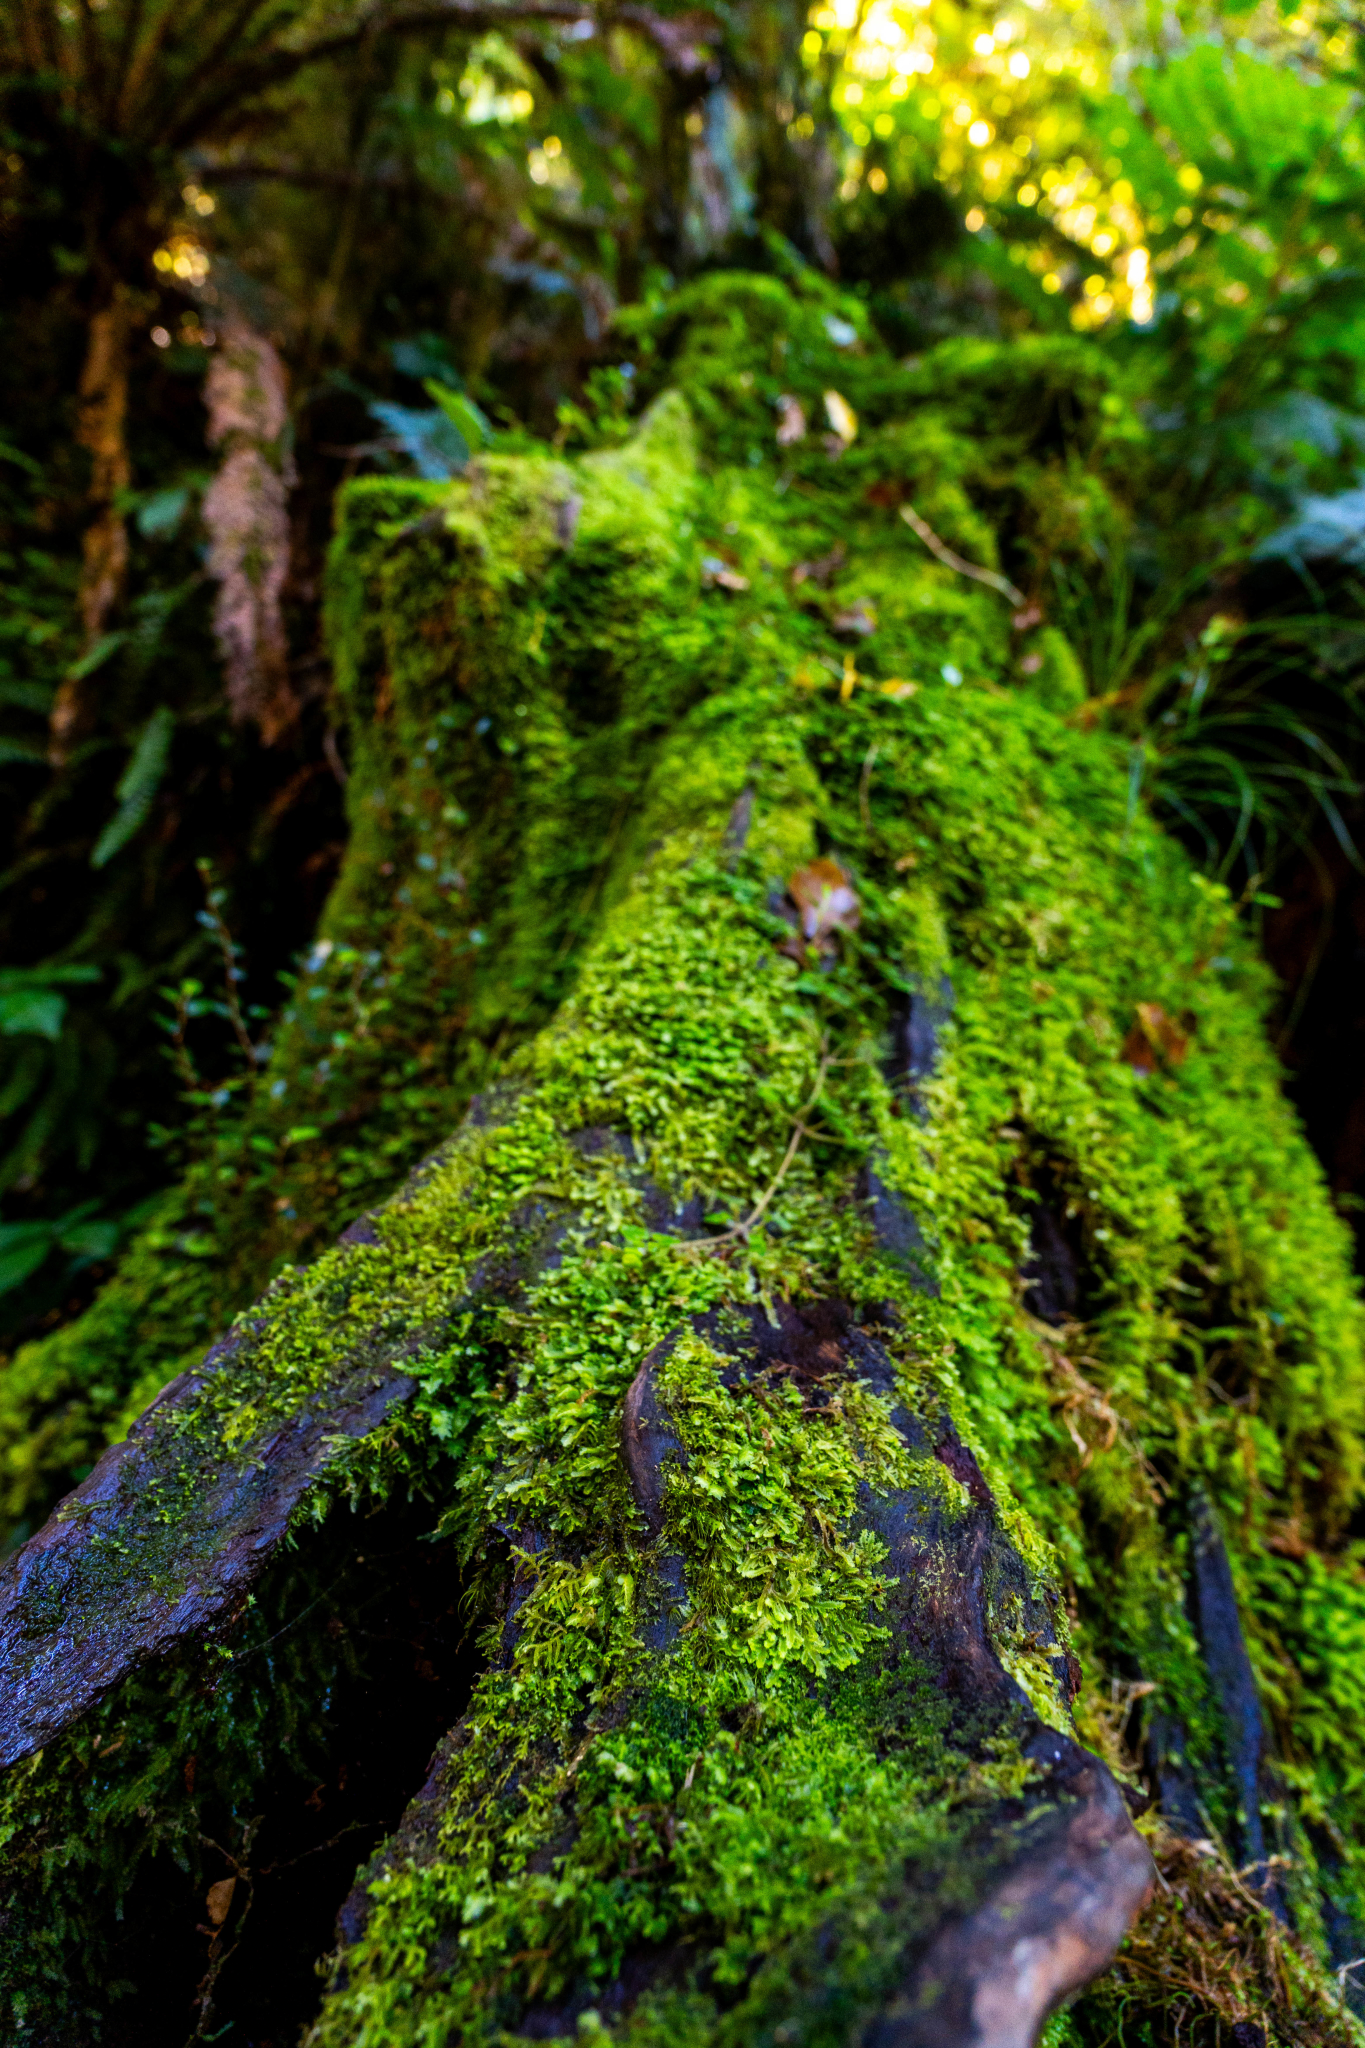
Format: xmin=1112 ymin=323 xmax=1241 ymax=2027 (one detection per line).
xmin=0 ymin=393 xmax=712 ymax=1554
xmin=0 ymin=1089 xmax=717 ymax=1767
xmin=317 ymin=1302 xmax=1152 ymax=2048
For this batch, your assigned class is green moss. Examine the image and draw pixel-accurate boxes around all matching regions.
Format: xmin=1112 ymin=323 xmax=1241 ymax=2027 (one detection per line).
xmin=2 ymin=272 xmax=1364 ymax=2045
xmin=0 ymin=396 xmax=722 ymax=1550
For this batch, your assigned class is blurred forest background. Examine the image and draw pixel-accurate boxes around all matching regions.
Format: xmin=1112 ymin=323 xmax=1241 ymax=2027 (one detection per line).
xmin=4 ymin=0 xmax=1365 ymax=1352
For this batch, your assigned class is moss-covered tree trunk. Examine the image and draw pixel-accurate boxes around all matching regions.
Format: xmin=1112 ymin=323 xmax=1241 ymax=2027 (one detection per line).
xmin=2 ymin=275 xmax=1363 ymax=2048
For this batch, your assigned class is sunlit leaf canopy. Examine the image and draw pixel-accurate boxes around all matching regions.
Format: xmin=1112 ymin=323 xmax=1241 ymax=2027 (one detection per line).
xmin=112 ymin=0 xmax=1364 ymax=398
xmin=814 ymin=0 xmax=1363 ymax=370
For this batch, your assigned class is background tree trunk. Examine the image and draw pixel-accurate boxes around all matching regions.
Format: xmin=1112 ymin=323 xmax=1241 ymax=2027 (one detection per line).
xmin=49 ymin=289 xmax=135 ymax=762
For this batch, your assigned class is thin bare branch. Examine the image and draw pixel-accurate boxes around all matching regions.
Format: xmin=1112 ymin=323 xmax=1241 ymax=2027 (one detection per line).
xmin=157 ymin=0 xmax=325 ymax=147
xmin=117 ymin=0 xmax=210 ymax=131
xmin=900 ymin=502 xmax=1028 ymax=611
xmin=107 ymin=0 xmax=151 ymax=128
xmin=76 ymin=0 xmax=108 ymax=111
xmin=680 ymin=1042 xmax=833 ymax=1251
xmin=15 ymin=0 xmax=67 ymax=79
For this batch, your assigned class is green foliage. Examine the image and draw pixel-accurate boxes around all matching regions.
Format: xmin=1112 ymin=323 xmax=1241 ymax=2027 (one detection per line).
xmin=0 ymin=1202 xmax=118 ymax=1296
xmin=89 ymin=705 xmax=175 ymax=871
xmin=0 ymin=962 xmax=100 ymax=1045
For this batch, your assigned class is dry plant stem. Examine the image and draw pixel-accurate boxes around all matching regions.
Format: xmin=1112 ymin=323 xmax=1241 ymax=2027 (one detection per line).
xmin=681 ymin=1043 xmax=832 ymax=1250
xmin=899 ymin=502 xmax=1028 ymax=611
xmin=170 ymin=989 xmax=200 ymax=1092
xmin=1107 ymin=1825 xmax=1357 ymax=2042
xmin=183 ymin=1814 xmax=368 ymax=2043
xmin=76 ymin=291 xmax=133 ymax=644
xmin=197 ymin=865 xmax=258 ymax=1084
xmin=1035 ymin=1316 xmax=1164 ymax=1501
xmin=202 ymin=316 xmax=299 ymax=741
xmin=188 ymin=1819 xmax=262 ymax=2046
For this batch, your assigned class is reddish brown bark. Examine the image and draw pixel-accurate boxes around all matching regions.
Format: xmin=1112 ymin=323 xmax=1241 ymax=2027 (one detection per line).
xmin=50 ymin=290 xmax=134 ymax=763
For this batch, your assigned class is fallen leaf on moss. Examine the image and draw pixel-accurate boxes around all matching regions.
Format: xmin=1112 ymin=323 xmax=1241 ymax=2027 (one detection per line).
xmin=1137 ymin=1002 xmax=1189 ymax=1062
xmin=791 ymin=543 xmax=846 ymax=588
xmin=1123 ymin=1002 xmax=1190 ymax=1073
xmin=783 ymin=859 xmax=860 ymax=961
xmin=775 ymin=394 xmax=807 ymax=446
xmin=1121 ymin=1024 xmax=1156 ymax=1074
xmin=823 ymin=389 xmax=858 ymax=448
xmin=701 ymin=555 xmax=749 ymax=592
xmin=833 ymin=600 xmax=877 ymax=637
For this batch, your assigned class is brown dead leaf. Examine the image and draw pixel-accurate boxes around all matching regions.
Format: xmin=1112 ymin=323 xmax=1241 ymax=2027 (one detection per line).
xmin=1125 ymin=1002 xmax=1191 ymax=1074
xmin=1266 ymin=1517 xmax=1309 ymax=1560
xmin=1121 ymin=1025 xmax=1156 ymax=1075
xmin=783 ymin=859 xmax=860 ymax=961
xmin=206 ymin=1877 xmax=236 ymax=1927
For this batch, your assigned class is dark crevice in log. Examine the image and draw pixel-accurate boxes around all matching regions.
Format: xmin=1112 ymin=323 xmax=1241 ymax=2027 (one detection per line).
xmin=858 ymin=1156 xmax=939 ymax=1295
xmin=64 ymin=1496 xmax=481 ymax=2048
xmin=1144 ymin=1490 xmax=1289 ymax=1921
xmin=1187 ymin=1489 xmax=1271 ymax=1882
xmin=855 ymin=975 xmax=952 ymax=1295
xmin=1021 ymin=1197 xmax=1084 ymax=1326
xmin=886 ymin=975 xmax=954 ymax=1119
xmin=0 ymin=1330 xmax=421 ymax=1768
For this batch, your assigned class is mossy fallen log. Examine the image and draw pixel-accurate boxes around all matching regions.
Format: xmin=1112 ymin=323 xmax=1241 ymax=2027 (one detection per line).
xmin=1 ymin=273 xmax=1364 ymax=2047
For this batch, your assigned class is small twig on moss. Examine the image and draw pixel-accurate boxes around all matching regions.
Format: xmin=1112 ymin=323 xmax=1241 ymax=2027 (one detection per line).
xmin=680 ymin=1044 xmax=832 ymax=1251
xmin=900 ymin=503 xmax=1028 ymax=611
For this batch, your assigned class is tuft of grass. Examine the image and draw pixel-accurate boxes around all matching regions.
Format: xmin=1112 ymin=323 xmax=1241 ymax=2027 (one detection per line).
xmin=1050 ymin=540 xmax=1365 ymax=899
